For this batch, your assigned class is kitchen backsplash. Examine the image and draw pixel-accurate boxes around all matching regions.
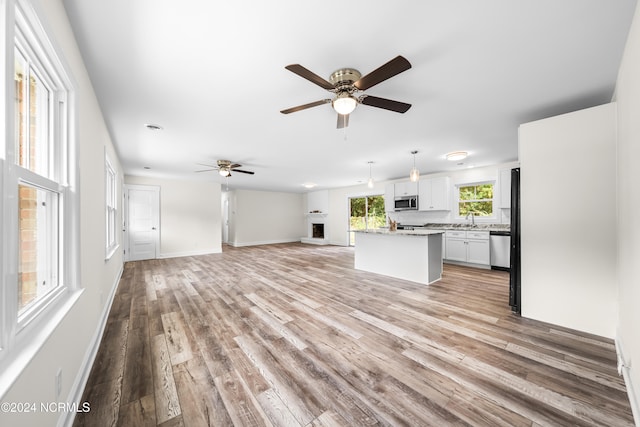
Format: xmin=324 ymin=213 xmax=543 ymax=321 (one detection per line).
xmin=388 ymin=208 xmax=511 ymax=226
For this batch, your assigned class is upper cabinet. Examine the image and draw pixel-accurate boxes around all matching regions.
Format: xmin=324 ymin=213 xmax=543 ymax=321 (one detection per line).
xmin=394 ymin=181 xmax=418 ymax=197
xmin=419 ymin=177 xmax=450 ymax=211
xmin=384 ymin=183 xmax=395 ymax=212
xmin=499 ymin=168 xmax=511 ymax=209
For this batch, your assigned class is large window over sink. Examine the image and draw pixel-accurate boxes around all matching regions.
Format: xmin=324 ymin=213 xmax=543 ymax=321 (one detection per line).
xmin=348 ymin=195 xmax=386 ymax=246
xmin=456 ymin=182 xmax=495 ymax=219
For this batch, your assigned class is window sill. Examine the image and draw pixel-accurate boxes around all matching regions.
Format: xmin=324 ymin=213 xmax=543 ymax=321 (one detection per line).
xmin=105 ymin=244 xmax=120 ymax=261
xmin=0 ymin=288 xmax=84 ymax=398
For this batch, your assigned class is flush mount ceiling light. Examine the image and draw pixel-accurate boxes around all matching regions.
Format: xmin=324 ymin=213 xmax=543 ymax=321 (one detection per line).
xmin=367 ymin=161 xmax=375 ymax=188
xmin=303 ymin=183 xmax=316 ymax=189
xmin=144 ymin=123 xmax=163 ymax=131
xmin=446 ymin=151 xmax=468 ymax=161
xmin=409 ymin=150 xmax=420 ymax=182
xmin=332 ymin=92 xmax=358 ymax=115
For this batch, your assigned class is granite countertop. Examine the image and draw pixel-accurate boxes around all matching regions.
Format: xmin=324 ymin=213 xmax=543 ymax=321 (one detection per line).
xmin=399 ymin=223 xmax=510 ymax=232
xmin=354 ymin=229 xmax=444 ymax=236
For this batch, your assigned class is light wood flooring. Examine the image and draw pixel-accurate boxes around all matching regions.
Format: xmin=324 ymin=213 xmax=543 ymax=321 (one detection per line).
xmin=73 ymin=243 xmax=634 ymax=426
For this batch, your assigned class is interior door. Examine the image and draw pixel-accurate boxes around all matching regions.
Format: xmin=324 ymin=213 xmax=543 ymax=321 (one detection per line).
xmin=125 ymin=185 xmax=160 ymax=261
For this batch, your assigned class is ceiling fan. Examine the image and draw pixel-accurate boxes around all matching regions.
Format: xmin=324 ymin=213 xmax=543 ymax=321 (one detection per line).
xmin=195 ymin=160 xmax=255 ymax=177
xmin=280 ymin=55 xmax=412 ymax=129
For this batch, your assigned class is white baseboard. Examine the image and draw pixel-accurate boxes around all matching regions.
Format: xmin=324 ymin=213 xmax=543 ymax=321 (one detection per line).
xmin=227 ymin=238 xmax=301 ymax=247
xmin=60 ymin=263 xmax=124 ymax=427
xmin=616 ymin=336 xmax=639 ymax=426
xmin=300 ymin=237 xmax=329 ymax=245
xmin=158 ymin=248 xmax=222 ymax=259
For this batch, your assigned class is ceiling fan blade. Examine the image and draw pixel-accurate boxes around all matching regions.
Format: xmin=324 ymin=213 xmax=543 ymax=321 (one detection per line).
xmin=337 ymin=113 xmax=349 ymax=129
xmin=233 ymin=169 xmax=255 ymax=175
xmin=353 ymin=56 xmax=412 ymax=91
xmin=229 ymin=163 xmax=242 ymax=169
xmin=361 ymin=95 xmax=411 ymax=113
xmin=195 ymin=169 xmax=216 ymax=173
xmin=280 ymin=99 xmax=331 ymax=114
xmin=285 ymin=64 xmax=335 ymax=90
xmin=196 ymin=163 xmax=218 ymax=169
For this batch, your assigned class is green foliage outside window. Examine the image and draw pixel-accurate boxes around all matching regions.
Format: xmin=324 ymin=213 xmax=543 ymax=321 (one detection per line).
xmin=349 ymin=195 xmax=386 ymax=230
xmin=349 ymin=195 xmax=386 ymax=245
xmin=458 ymin=183 xmax=493 ymax=217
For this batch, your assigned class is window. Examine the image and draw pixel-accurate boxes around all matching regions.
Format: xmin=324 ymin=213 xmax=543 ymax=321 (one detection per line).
xmin=457 ymin=182 xmax=494 ymax=218
xmin=105 ymin=154 xmax=118 ymax=258
xmin=1 ymin=0 xmax=78 ymax=365
xmin=348 ymin=195 xmax=386 ymax=245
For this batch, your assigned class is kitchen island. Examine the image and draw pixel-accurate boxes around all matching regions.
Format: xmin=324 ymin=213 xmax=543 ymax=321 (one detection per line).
xmin=353 ymin=229 xmax=444 ymax=285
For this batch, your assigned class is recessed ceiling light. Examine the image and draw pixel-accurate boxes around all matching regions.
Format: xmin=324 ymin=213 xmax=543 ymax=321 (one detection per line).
xmin=446 ymin=151 xmax=468 ymax=161
xmin=145 ymin=124 xmax=163 ymax=131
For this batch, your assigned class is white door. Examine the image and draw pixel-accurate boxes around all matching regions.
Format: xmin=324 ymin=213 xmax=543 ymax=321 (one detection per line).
xmin=125 ymin=185 xmax=160 ymax=261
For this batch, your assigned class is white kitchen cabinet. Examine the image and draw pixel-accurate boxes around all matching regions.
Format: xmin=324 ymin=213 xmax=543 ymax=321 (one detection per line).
xmin=499 ymin=168 xmax=511 ymax=209
xmin=394 ymin=181 xmax=418 ymax=197
xmin=445 ymin=236 xmax=467 ymax=261
xmin=445 ymin=230 xmax=490 ymax=266
xmin=418 ymin=177 xmax=450 ymax=211
xmin=384 ymin=183 xmax=395 ymax=212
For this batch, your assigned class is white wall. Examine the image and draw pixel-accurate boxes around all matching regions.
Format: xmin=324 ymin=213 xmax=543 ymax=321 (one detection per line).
xmin=228 ymin=189 xmax=304 ymax=246
xmin=0 ymin=0 xmax=124 ymax=425
xmin=614 ymin=1 xmax=640 ymax=419
xmin=326 ymin=162 xmax=518 ymax=246
xmin=519 ymin=103 xmax=617 ymax=339
xmin=125 ymin=176 xmax=222 ymax=257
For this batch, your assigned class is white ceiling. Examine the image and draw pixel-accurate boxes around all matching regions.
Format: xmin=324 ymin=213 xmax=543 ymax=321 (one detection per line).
xmin=62 ymin=0 xmax=636 ymax=193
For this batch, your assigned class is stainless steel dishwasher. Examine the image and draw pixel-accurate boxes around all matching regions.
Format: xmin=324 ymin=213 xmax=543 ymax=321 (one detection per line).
xmin=489 ymin=230 xmax=510 ymax=271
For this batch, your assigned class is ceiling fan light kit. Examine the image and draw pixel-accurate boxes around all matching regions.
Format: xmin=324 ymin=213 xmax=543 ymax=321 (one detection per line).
xmin=195 ymin=160 xmax=255 ymax=178
xmin=332 ymin=93 xmax=357 ymax=115
xmin=281 ymin=56 xmax=412 ymax=129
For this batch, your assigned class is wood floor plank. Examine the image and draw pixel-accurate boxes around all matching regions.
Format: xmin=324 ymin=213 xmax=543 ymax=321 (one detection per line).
xmin=151 ymin=334 xmax=182 ymax=424
xmin=74 ymin=243 xmax=635 ymax=427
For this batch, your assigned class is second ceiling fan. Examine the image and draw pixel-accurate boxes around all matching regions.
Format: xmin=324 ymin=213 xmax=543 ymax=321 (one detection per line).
xmin=280 ymin=55 xmax=412 ymax=129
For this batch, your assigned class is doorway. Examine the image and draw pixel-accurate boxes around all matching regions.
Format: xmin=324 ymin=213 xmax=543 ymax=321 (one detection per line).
xmin=124 ymin=185 xmax=160 ymax=261
xmin=348 ymin=194 xmax=386 ymax=246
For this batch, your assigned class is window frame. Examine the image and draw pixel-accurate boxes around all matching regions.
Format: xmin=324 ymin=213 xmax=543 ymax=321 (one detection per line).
xmin=0 ymin=0 xmax=80 ymax=378
xmin=105 ymin=151 xmax=118 ymax=259
xmin=455 ymin=180 xmax=497 ymax=222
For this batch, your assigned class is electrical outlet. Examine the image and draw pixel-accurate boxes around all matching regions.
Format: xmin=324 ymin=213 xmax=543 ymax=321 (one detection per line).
xmin=55 ymin=368 xmax=62 ymax=399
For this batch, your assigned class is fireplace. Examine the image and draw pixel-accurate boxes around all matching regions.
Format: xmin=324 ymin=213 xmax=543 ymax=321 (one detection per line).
xmin=301 ymin=213 xmax=329 ymax=245
xmin=312 ymin=223 xmax=325 ymax=239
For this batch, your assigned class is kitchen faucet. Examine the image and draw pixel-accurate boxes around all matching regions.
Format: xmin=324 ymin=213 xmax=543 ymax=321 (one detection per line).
xmin=465 ymin=212 xmax=475 ymax=226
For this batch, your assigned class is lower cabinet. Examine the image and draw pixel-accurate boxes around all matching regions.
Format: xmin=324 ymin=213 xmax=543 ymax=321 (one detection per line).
xmin=445 ymin=230 xmax=490 ymax=265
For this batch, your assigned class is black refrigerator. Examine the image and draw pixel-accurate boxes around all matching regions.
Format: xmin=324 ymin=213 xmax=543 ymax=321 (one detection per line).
xmin=509 ymin=168 xmax=521 ymax=314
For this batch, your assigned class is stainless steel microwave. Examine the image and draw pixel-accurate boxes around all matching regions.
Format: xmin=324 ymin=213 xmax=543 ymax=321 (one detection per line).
xmin=394 ymin=196 xmax=418 ymax=211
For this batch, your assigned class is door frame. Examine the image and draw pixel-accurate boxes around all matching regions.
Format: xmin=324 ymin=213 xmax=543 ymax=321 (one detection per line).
xmin=123 ymin=184 xmax=160 ymax=261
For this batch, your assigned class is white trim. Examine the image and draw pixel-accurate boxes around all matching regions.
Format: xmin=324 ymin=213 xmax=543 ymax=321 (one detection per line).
xmin=60 ymin=264 xmax=123 ymax=427
xmin=616 ymin=337 xmax=639 ymax=426
xmin=0 ymin=288 xmax=83 ymax=399
xmin=157 ymin=248 xmax=222 ymax=259
xmin=227 ymin=238 xmax=301 ymax=247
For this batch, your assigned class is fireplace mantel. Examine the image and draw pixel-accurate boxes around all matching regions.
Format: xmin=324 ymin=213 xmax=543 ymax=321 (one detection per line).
xmin=306 ymin=212 xmax=328 ymax=218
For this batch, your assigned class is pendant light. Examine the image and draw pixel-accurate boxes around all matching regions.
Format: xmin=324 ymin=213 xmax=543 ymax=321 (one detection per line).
xmin=367 ymin=161 xmax=374 ymax=188
xmin=409 ymin=150 xmax=420 ymax=182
